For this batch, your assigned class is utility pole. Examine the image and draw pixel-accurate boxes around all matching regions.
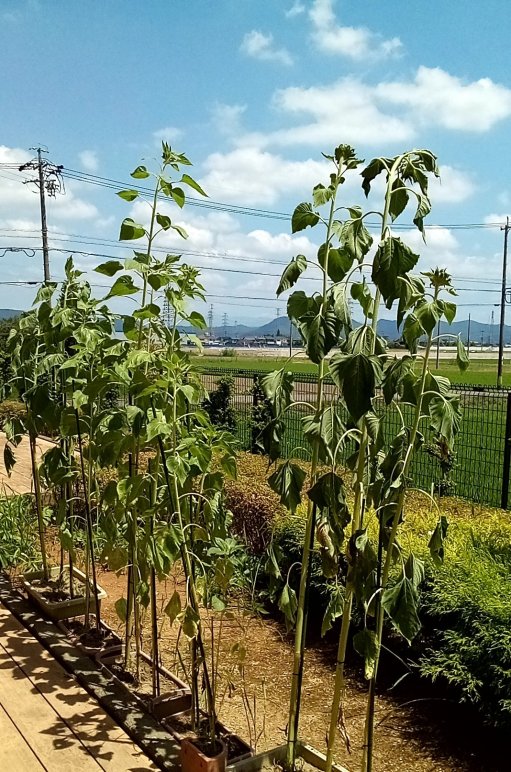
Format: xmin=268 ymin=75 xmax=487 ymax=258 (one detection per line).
xmin=467 ymin=313 xmax=471 ymax=354
xmin=19 ymin=147 xmax=64 ymax=283
xmin=222 ymin=312 xmax=228 ymax=340
xmin=435 ymin=320 xmax=441 ymax=369
xmin=498 ymin=217 xmax=510 ymax=387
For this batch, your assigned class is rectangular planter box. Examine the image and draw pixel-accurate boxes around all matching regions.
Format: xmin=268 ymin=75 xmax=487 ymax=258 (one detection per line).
xmin=227 ymin=741 xmax=349 ymax=772
xmin=57 ymin=615 xmax=122 ymax=662
xmin=98 ymin=649 xmax=192 ymax=721
xmin=21 ymin=565 xmax=107 ymax=621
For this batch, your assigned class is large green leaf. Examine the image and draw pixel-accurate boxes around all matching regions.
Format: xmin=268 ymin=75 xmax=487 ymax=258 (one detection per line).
xmin=330 ymin=352 xmax=381 ymax=420
xmin=353 ymin=629 xmax=378 ymax=679
xmin=301 ymin=308 xmax=340 ymax=364
xmin=382 ymin=356 xmax=414 ymax=405
xmin=131 ymin=165 xmax=150 ymax=179
xmin=317 ymin=244 xmax=352 ymax=283
xmin=429 ymin=395 xmax=462 ymax=445
xmin=321 ymin=585 xmax=345 ymax=637
xmin=279 ymin=583 xmax=297 ymax=632
xmin=119 ymin=218 xmax=145 ymax=240
xmin=415 ymin=299 xmax=441 ymax=335
xmin=106 ymin=275 xmax=140 ymax=299
xmin=287 ymin=290 xmax=311 ymax=322
xmin=389 ymin=180 xmax=409 ymax=221
xmin=117 ymin=189 xmax=139 ymax=202
xmin=335 ymin=216 xmax=373 ymax=263
xmin=164 ymin=590 xmax=182 ymax=626
xmin=291 ymin=202 xmax=319 ymax=233
xmin=268 ymin=461 xmax=306 ymax=513
xmin=372 ymin=237 xmax=419 ymax=307
xmin=302 ymin=407 xmax=346 ymax=464
xmin=456 ymin=336 xmax=469 ymax=372
xmin=382 ymin=554 xmax=424 ymax=643
xmin=95 ymin=260 xmax=124 ymax=277
xmin=402 ymin=312 xmax=425 ymax=352
xmin=276 ymin=254 xmax=307 ymax=296
xmin=260 ymin=369 xmax=293 ymax=415
xmin=428 ymin=515 xmax=449 ymax=567
xmin=351 ymin=281 xmax=374 ymax=319
xmin=312 ymin=183 xmax=333 ymax=206
xmin=328 ymin=285 xmax=351 ymax=331
xmin=179 ymin=173 xmax=208 ymax=197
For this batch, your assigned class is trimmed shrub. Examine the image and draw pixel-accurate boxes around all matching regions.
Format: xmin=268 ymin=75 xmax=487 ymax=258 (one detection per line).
xmin=203 ymin=376 xmax=236 ymax=432
xmin=225 ymin=453 xmax=284 ymax=553
xmin=0 ymin=399 xmax=26 ymax=429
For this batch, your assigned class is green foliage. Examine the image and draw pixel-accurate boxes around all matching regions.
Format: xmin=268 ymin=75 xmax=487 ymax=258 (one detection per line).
xmin=203 ymin=376 xmax=236 ymax=432
xmin=0 ymin=495 xmax=41 ymax=570
xmin=419 ymin=527 xmax=511 ymax=728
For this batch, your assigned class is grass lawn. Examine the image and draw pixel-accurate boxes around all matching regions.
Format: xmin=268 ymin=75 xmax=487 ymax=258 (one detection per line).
xmin=194 ymin=353 xmax=511 ymax=387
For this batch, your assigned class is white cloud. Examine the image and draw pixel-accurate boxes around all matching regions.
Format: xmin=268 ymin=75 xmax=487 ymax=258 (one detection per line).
xmin=377 ymin=66 xmax=511 ymax=132
xmin=211 ymin=103 xmax=246 ymax=138
xmin=200 ymin=147 xmax=336 ymax=205
xmin=430 ymin=166 xmax=476 ymax=205
xmin=153 ymin=126 xmax=183 ymax=145
xmin=484 ymin=213 xmax=510 ymax=227
xmin=286 ymin=2 xmax=305 ymax=18
xmin=78 ymin=150 xmax=98 ymax=172
xmin=239 ymin=66 xmax=511 ymax=152
xmin=309 ymin=0 xmax=402 ymax=61
xmin=240 ymin=30 xmax=293 ymax=66
xmin=260 ymin=78 xmax=414 ymax=148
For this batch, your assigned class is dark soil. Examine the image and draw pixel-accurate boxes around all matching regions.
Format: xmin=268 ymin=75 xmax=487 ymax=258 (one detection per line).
xmin=31 ymin=573 xmax=85 ymax=603
xmin=62 ymin=616 xmax=121 ymax=649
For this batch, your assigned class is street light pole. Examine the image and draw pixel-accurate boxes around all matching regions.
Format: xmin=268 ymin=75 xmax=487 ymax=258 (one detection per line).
xmin=497 ymin=217 xmax=510 ymax=388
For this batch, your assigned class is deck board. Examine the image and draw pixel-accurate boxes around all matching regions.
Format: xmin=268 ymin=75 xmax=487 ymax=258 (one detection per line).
xmin=0 ymin=604 xmax=158 ymax=771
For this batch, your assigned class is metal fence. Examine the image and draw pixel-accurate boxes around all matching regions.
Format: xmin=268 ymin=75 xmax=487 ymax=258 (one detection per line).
xmin=199 ymin=367 xmax=511 ymax=510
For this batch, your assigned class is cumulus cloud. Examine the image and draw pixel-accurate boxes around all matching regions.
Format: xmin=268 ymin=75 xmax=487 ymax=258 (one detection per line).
xmin=309 ymin=0 xmax=402 ymax=61
xmin=78 ymin=150 xmax=98 ymax=172
xmin=199 ymin=147 xmax=339 ymax=206
xmin=377 ymin=66 xmax=511 ymax=132
xmin=429 ymin=166 xmax=476 ymax=205
xmin=240 ymin=30 xmax=293 ymax=66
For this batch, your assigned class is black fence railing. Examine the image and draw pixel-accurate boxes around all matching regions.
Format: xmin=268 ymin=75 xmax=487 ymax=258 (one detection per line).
xmin=199 ymin=367 xmax=511 ymax=510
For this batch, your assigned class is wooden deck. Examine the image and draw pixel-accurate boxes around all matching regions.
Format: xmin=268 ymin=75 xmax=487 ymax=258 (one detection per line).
xmin=0 ymin=432 xmax=54 ymax=496
xmin=0 ymin=603 xmax=157 ymax=771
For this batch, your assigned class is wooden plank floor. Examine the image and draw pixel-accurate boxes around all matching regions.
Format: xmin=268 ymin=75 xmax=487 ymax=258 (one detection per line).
xmin=0 ymin=604 xmax=158 ymax=771
xmin=0 ymin=432 xmax=54 ymax=496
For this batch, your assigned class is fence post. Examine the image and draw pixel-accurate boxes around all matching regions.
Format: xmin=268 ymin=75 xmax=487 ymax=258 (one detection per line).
xmin=251 ymin=374 xmax=259 ymax=454
xmin=501 ymin=392 xmax=511 ymax=509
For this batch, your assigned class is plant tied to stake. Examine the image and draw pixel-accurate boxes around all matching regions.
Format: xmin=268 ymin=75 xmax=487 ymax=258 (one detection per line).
xmin=259 ymin=145 xmax=467 ymax=771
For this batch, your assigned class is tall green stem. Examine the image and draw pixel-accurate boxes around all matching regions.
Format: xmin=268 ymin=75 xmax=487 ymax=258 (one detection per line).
xmin=362 ymin=305 xmax=437 ymax=772
xmin=286 ymin=173 xmax=341 ymax=771
xmin=325 ymin=156 xmax=401 ymax=772
xmin=29 ymin=431 xmax=48 ymax=580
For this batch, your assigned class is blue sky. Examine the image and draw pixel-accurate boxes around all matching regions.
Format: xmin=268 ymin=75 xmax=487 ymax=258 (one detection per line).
xmin=1 ymin=0 xmax=511 ymax=326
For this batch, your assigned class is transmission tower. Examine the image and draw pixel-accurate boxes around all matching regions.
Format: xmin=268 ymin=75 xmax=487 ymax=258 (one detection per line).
xmin=19 ymin=147 xmax=64 ymax=283
xmin=222 ymin=312 xmax=228 ymax=339
xmin=208 ymin=304 xmax=214 ymax=339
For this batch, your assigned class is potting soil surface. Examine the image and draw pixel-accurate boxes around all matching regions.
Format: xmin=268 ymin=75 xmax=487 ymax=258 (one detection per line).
xmin=92 ymin=564 xmax=509 ymax=772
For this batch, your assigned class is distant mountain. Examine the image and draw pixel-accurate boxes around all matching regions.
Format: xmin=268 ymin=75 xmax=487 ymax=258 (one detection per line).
xmin=0 ymin=309 xmax=23 ymax=320
xmin=122 ymin=311 xmax=511 ymax=345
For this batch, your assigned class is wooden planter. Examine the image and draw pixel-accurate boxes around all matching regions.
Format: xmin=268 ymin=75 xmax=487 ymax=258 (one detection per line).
xmin=226 ymin=741 xmax=349 ymax=772
xmin=97 ymin=650 xmax=192 ymax=720
xmin=182 ymin=737 xmax=227 ymax=772
xmin=57 ymin=615 xmax=122 ymax=662
xmin=21 ymin=566 xmax=107 ymax=621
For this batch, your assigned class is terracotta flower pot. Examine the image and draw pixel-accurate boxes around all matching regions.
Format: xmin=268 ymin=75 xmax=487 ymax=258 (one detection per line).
xmin=181 ymin=737 xmax=227 ymax=772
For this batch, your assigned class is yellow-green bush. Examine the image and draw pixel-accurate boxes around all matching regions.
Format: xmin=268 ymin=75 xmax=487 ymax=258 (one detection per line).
xmin=0 ymin=399 xmax=26 ymax=428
